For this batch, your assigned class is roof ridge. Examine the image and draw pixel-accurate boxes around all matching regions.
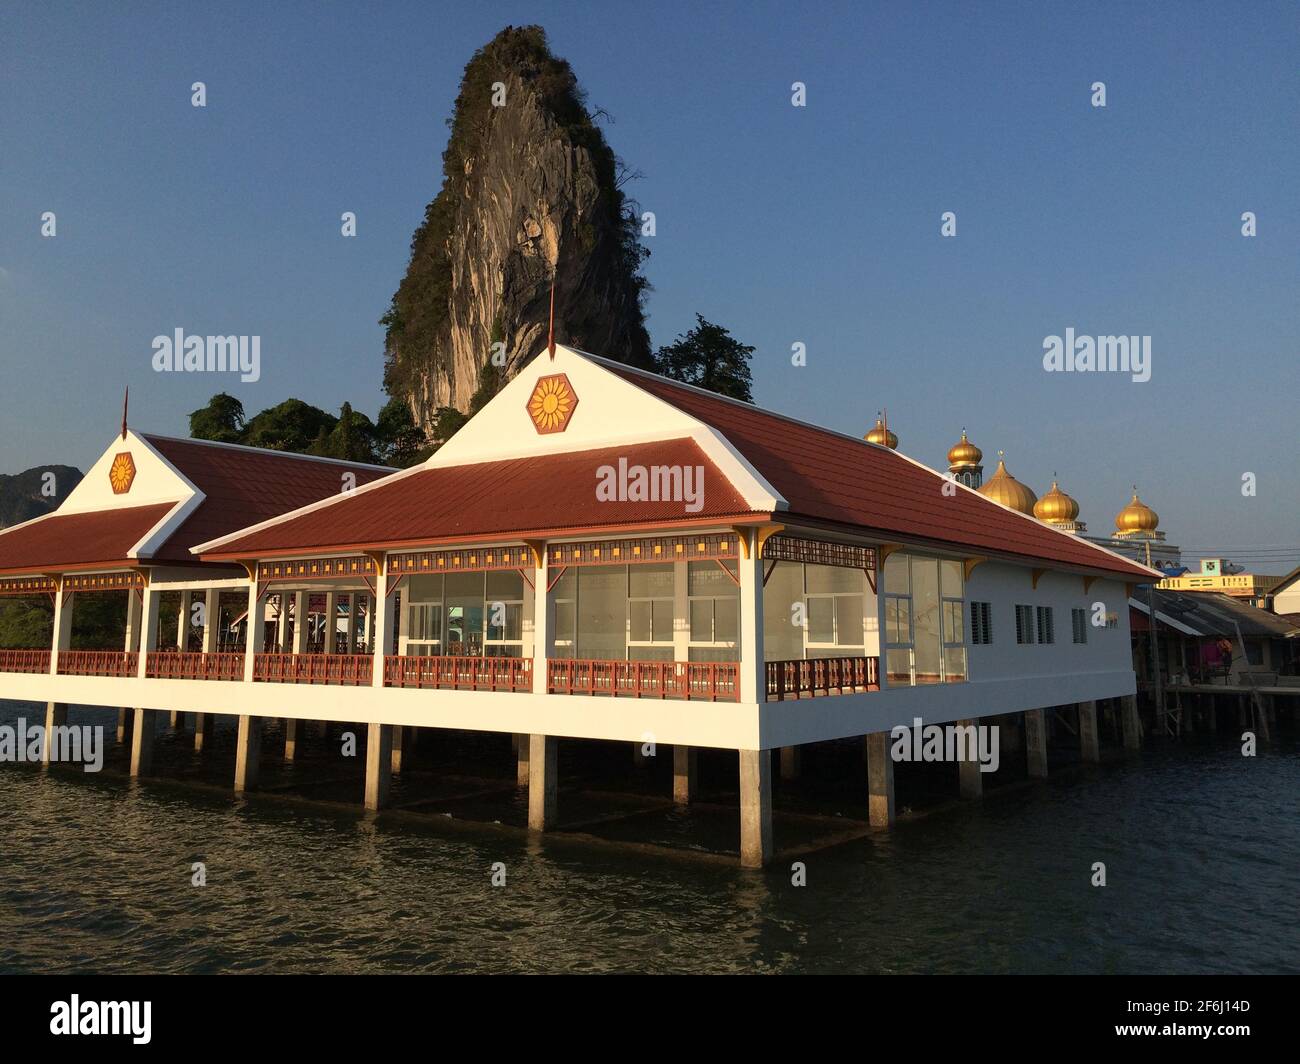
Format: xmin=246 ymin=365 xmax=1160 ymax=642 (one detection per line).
xmin=141 ymin=432 xmax=395 ymax=472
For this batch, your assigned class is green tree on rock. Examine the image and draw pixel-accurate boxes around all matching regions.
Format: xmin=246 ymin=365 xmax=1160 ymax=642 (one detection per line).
xmin=653 ymin=315 xmax=755 ymax=403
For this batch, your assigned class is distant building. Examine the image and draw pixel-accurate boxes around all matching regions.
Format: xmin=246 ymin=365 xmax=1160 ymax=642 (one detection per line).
xmin=1158 ymin=557 xmax=1282 ymax=609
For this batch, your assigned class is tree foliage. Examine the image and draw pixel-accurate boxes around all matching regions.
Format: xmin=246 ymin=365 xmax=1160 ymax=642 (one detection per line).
xmin=652 ymin=315 xmax=755 ymax=403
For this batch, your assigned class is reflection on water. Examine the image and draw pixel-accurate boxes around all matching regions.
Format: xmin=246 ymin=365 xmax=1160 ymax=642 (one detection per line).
xmin=0 ymin=700 xmax=1296 ymax=973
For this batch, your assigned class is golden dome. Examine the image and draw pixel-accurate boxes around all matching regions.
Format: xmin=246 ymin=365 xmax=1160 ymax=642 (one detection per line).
xmin=947 ymin=430 xmax=983 ymax=468
xmin=978 ymin=454 xmax=1038 ymax=515
xmin=1115 ymin=491 xmax=1159 ymax=534
xmin=1034 ymin=479 xmax=1080 ymax=524
xmin=865 ymin=416 xmax=898 ymax=449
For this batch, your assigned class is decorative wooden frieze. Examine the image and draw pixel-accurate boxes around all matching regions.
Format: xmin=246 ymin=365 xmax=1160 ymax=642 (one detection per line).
xmin=62 ymin=571 xmax=146 ymax=593
xmin=548 ymin=533 xmax=740 ymax=568
xmin=0 ymin=576 xmax=59 ymax=597
xmin=257 ymin=555 xmax=377 ymax=582
xmin=389 ymin=545 xmax=535 ymax=575
xmin=761 ymin=534 xmax=876 ymax=571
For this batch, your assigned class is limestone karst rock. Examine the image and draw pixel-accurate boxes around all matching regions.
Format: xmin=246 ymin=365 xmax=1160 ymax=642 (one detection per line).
xmin=382 ymin=25 xmax=653 ymax=436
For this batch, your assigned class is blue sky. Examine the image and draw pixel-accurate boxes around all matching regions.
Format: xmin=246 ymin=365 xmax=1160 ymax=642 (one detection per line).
xmin=1 ymin=1 xmax=1297 ymax=568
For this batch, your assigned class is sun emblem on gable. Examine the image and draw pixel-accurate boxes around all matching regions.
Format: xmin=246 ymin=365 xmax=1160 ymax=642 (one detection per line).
xmin=108 ymin=452 xmax=136 ymax=495
xmin=527 ymin=373 xmax=578 ymax=434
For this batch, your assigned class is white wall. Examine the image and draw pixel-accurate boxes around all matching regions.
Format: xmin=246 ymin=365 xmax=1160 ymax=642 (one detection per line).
xmin=964 ymin=562 xmax=1133 ymax=680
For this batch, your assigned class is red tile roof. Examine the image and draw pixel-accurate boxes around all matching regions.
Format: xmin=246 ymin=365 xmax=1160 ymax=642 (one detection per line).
xmin=605 ymin=363 xmax=1155 ymax=579
xmin=201 ymin=439 xmax=755 ymax=557
xmin=141 ymin=435 xmax=392 ymax=562
xmin=0 ymin=504 xmax=175 ymax=574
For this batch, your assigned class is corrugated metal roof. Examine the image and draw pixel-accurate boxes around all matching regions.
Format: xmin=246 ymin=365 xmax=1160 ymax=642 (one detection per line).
xmin=1135 ymin=589 xmax=1300 ymax=638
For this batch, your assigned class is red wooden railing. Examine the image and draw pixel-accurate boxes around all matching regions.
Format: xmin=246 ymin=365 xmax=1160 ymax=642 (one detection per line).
xmin=57 ymin=650 xmax=139 ymax=677
xmin=146 ymin=651 xmax=245 ymax=681
xmin=765 ymin=656 xmax=879 ymax=701
xmin=384 ymin=655 xmax=532 ymax=692
xmin=253 ymin=653 xmax=373 ymax=686
xmin=0 ymin=648 xmax=52 ymax=674
xmin=547 ymin=659 xmax=740 ymax=702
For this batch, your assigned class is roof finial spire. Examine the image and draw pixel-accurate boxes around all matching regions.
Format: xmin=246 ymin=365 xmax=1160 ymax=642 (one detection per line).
xmin=121 ymin=386 xmax=129 ymax=440
xmin=547 ymin=275 xmax=556 ymax=361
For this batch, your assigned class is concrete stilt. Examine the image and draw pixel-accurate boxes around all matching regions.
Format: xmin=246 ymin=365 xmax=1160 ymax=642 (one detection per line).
xmin=41 ymin=703 xmax=68 ymax=765
xmin=1000 ymin=713 xmax=1022 ymax=755
xmin=778 ymin=745 xmax=801 ymax=781
xmin=390 ymin=726 xmax=409 ymax=774
xmin=672 ymin=745 xmax=697 ymax=804
xmin=866 ymin=731 xmax=895 ymax=828
xmin=116 ymin=708 xmax=133 ymax=744
xmin=738 ymin=748 xmax=773 ymax=868
xmin=283 ymin=718 xmax=304 ymax=761
xmin=170 ymin=711 xmax=181 ymax=729
xmin=234 ymin=715 xmax=262 ymax=792
xmin=1025 ymin=708 xmax=1048 ymax=778
xmin=957 ymin=718 xmax=983 ymax=798
xmin=527 ymin=734 xmax=557 ymax=830
xmin=632 ymin=742 xmax=650 ymax=768
xmin=1120 ymin=694 xmax=1142 ymax=751
xmin=364 ymin=723 xmax=393 ymax=811
xmin=130 ymin=709 xmax=157 ymax=777
xmin=516 ymin=733 xmax=530 ymax=786
xmin=193 ymin=712 xmax=214 ymax=752
xmin=1078 ymin=700 xmax=1100 ymax=763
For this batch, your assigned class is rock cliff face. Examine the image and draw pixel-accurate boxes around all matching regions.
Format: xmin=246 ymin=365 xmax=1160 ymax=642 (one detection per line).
xmin=383 ymin=25 xmax=653 ymax=434
xmin=0 ymin=465 xmax=82 ymax=528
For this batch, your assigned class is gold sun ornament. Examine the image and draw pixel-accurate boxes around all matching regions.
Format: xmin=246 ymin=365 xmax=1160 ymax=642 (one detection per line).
xmin=108 ymin=452 xmax=136 ymax=494
xmin=527 ymin=373 xmax=578 ymax=434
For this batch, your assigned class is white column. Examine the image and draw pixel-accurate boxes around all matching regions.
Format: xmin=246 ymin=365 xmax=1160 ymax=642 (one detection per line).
xmin=358 ymin=593 xmax=370 ymax=650
xmin=324 ymin=591 xmax=338 ymax=653
xmin=201 ymin=589 xmax=219 ymax=653
xmin=673 ymin=559 xmax=690 ymax=662
xmin=243 ymin=579 xmax=265 ymax=683
xmin=176 ymin=593 xmax=189 ymax=651
xmin=137 ymin=583 xmax=161 ymax=679
xmin=122 ymin=587 xmax=143 ymax=742
xmin=49 ymin=584 xmax=73 ymax=675
xmin=234 ymin=714 xmax=261 ymax=792
xmin=343 ymin=592 xmax=356 ymax=653
xmin=738 ymin=530 xmax=764 ymax=704
xmin=292 ymin=590 xmax=308 ymax=655
xmin=673 ymin=745 xmax=697 ymax=804
xmin=530 ymin=545 xmax=549 ymax=695
xmin=370 ymin=560 xmax=390 ymax=686
xmin=277 ymin=594 xmax=292 ymax=651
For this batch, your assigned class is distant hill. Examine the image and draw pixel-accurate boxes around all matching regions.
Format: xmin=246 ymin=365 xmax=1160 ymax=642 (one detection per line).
xmin=0 ymin=465 xmax=83 ymax=528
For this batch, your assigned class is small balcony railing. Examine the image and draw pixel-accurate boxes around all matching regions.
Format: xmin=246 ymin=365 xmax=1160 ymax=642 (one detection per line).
xmin=0 ymin=648 xmax=52 ymax=674
xmin=547 ymin=659 xmax=740 ymax=702
xmin=57 ymin=650 xmax=139 ymax=677
xmin=253 ymin=653 xmax=373 ymax=686
xmin=765 ymin=656 xmax=879 ymax=701
xmin=384 ymin=655 xmax=532 ymax=692
xmin=146 ymin=650 xmax=245 ymax=681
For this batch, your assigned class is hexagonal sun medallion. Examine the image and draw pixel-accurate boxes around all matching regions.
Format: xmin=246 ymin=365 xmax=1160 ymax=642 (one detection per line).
xmin=108 ymin=452 xmax=136 ymax=495
xmin=527 ymin=373 xmax=578 ymax=434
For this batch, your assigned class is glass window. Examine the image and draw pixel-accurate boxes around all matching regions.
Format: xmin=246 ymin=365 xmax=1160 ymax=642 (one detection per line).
xmin=805 ymin=564 xmax=862 ymax=595
xmin=577 ymin=566 xmax=627 ymax=660
xmin=911 ymin=557 xmax=942 ymax=684
xmin=835 ymin=595 xmax=864 ymax=645
xmin=688 ymin=560 xmax=738 ymax=652
xmin=762 ymin=561 xmax=804 ymax=662
xmin=807 ymin=597 xmax=835 ymax=643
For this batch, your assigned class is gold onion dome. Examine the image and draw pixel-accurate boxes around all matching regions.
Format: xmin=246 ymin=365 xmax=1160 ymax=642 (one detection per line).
xmin=865 ymin=416 xmax=898 ymax=449
xmin=1115 ymin=491 xmax=1159 ymax=534
xmin=1034 ymin=479 xmax=1080 ymax=524
xmin=947 ymin=430 xmax=983 ymax=468
xmin=977 ymin=453 xmax=1038 ymax=515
